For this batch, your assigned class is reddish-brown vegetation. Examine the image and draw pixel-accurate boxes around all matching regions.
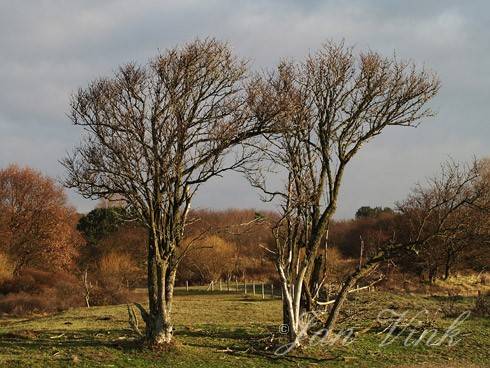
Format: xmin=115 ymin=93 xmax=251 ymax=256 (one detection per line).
xmin=0 ymin=165 xmax=82 ymax=274
xmin=0 ymin=162 xmax=488 ymax=317
xmin=0 ymin=268 xmax=84 ymax=315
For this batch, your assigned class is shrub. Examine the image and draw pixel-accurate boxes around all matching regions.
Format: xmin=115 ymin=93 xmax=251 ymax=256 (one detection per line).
xmin=324 ymin=247 xmax=356 ymax=283
xmin=0 ymin=292 xmax=50 ymax=315
xmin=78 ymin=252 xmax=137 ymax=307
xmin=88 ymin=285 xmax=131 ymax=306
xmin=473 ymin=291 xmax=490 ymax=317
xmin=98 ymin=251 xmax=139 ymax=286
xmin=440 ymin=292 xmax=466 ymax=318
xmin=0 ymin=268 xmax=84 ymax=315
xmin=178 ymin=235 xmax=236 ymax=284
xmin=238 ymin=256 xmax=277 ymax=283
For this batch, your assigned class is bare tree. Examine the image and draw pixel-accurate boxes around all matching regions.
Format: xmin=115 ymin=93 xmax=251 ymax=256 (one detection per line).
xmin=63 ymin=39 xmax=272 ymax=346
xmin=323 ymin=159 xmax=485 ymax=338
xmin=247 ymin=41 xmax=440 ymax=345
xmin=415 ymin=158 xmax=490 ymax=281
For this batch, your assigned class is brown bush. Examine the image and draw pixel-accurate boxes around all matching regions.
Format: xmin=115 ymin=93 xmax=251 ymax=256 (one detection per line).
xmin=88 ymin=284 xmax=132 ymax=306
xmin=77 ymin=252 xmax=137 ymax=306
xmin=180 ymin=209 xmax=277 ymax=283
xmin=98 ymin=251 xmax=139 ymax=287
xmin=0 ymin=292 xmax=50 ymax=315
xmin=179 ymin=235 xmax=236 ymax=283
xmin=323 ymin=247 xmax=357 ymax=284
xmin=473 ymin=291 xmax=490 ymax=317
xmin=96 ymin=226 xmax=147 ymax=285
xmin=0 ymin=268 xmax=84 ymax=315
xmin=238 ymin=256 xmax=277 ymax=283
xmin=1 ymin=268 xmax=73 ymax=294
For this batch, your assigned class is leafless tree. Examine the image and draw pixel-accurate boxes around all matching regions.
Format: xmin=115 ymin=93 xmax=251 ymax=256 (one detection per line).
xmin=415 ymin=158 xmax=490 ymax=281
xmin=247 ymin=41 xmax=440 ymax=345
xmin=63 ymin=39 xmax=272 ymax=346
xmin=322 ymin=159 xmax=485 ymax=338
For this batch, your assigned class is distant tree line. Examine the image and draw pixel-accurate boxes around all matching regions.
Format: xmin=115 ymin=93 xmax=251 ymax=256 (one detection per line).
xmin=0 ymin=160 xmax=488 ymax=336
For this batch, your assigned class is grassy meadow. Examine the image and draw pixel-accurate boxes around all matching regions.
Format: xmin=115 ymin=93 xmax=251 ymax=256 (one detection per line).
xmin=0 ymin=286 xmax=489 ymax=368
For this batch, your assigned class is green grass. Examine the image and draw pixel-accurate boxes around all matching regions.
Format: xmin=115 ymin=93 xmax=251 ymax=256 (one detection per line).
xmin=0 ymin=290 xmax=488 ymax=367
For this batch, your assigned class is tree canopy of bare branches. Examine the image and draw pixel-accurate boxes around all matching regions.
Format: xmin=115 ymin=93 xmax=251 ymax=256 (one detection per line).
xmin=397 ymin=159 xmax=490 ymax=281
xmin=246 ymin=41 xmax=440 ymax=344
xmin=63 ymin=39 xmax=272 ymax=345
xmin=321 ymin=159 xmax=486 ymax=339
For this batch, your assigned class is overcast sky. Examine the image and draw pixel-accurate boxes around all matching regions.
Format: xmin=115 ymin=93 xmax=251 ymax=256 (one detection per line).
xmin=0 ymin=0 xmax=488 ymax=218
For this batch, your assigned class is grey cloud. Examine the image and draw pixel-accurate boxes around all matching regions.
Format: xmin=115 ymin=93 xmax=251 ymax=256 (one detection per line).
xmin=0 ymin=0 xmax=488 ymax=218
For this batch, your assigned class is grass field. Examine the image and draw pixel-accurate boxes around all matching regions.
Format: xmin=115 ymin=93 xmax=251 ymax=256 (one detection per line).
xmin=0 ymin=289 xmax=488 ymax=367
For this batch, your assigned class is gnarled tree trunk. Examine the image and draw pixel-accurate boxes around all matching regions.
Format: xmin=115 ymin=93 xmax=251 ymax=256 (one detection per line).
xmin=137 ymin=233 xmax=177 ymax=346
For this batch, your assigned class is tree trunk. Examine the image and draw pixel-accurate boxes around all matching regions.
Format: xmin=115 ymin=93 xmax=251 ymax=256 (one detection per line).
xmin=428 ymin=264 xmax=438 ymax=284
xmin=278 ymin=265 xmax=308 ymax=347
xmin=302 ymin=232 xmax=328 ymax=313
xmin=282 ymin=297 xmax=290 ymax=328
xmin=82 ymin=269 xmax=91 ymax=308
xmin=300 ymin=255 xmax=323 ymax=313
xmin=144 ymin=307 xmax=173 ymax=344
xmin=443 ymin=251 xmax=452 ymax=281
xmin=280 ymin=282 xmax=300 ymax=344
xmin=323 ymin=263 xmax=376 ymax=339
xmin=140 ymin=233 xmax=175 ymax=346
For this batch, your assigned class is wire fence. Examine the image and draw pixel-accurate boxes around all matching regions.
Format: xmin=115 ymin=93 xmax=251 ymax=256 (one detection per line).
xmin=175 ymin=280 xmax=281 ymax=299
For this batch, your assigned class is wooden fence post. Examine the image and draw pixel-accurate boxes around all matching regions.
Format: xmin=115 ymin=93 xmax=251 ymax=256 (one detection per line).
xmin=244 ymin=280 xmax=247 ymax=294
xmin=186 ymin=280 xmax=189 ymax=292
xmin=235 ymin=279 xmax=239 ymax=292
xmin=271 ymin=284 xmax=274 ymax=298
xmin=253 ymin=281 xmax=256 ymax=295
xmin=261 ymin=283 xmax=265 ymax=299
xmin=219 ymin=279 xmax=222 ymax=291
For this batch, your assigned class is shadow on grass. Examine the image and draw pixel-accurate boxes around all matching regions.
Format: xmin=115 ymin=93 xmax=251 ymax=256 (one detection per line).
xmin=176 ymin=325 xmax=337 ymax=364
xmin=0 ymin=328 xmax=144 ymax=353
xmin=0 ymin=324 xmax=337 ymax=364
xmin=0 ymin=326 xmax=259 ymax=351
xmin=428 ymin=294 xmax=472 ymax=303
